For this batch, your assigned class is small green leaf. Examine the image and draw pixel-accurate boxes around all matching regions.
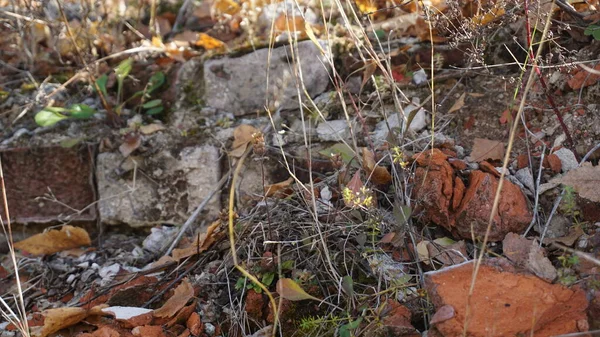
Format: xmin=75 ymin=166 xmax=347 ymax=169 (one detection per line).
xmin=142 ymin=99 xmax=163 ymax=109
xmin=235 ymin=277 xmax=245 ymax=291
xmin=115 ymin=58 xmax=133 ymax=79
xmin=262 ymin=272 xmax=275 ymax=286
xmin=69 ymin=104 xmax=95 ymax=119
xmin=147 ymin=71 xmax=165 ymax=93
xmin=145 ymin=106 xmax=164 ymax=115
xmin=35 ymin=108 xmax=68 ymax=127
xmin=280 ymin=260 xmax=295 ymax=270
xmin=60 ymin=138 xmax=83 ymax=148
xmin=342 ymin=276 xmax=354 ymax=297
xmin=393 ymin=203 xmax=412 ymax=225
xmin=433 ymin=237 xmax=456 ymax=246
xmin=339 ymin=318 xmax=362 ymax=337
xmin=43 ymin=106 xmax=69 ymax=113
xmin=318 ymin=143 xmax=356 ymax=166
xmin=95 ymin=74 xmax=108 ymax=97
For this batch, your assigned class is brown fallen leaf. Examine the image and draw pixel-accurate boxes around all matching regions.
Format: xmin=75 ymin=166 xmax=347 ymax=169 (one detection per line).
xmin=119 ymin=133 xmax=141 ymax=157
xmin=171 ymin=220 xmax=222 ymax=261
xmin=264 ymin=177 xmax=294 ymax=198
xmin=551 ymin=162 xmax=600 ymax=202
xmin=447 ymin=92 xmax=466 ymax=113
xmin=470 ymin=138 xmax=505 ymax=162
xmin=276 ymin=278 xmax=320 ymax=301
xmin=362 ymin=148 xmax=392 ymax=185
xmin=14 ymin=226 xmax=91 ymax=256
xmin=230 ymin=124 xmax=259 ymax=158
xmin=30 ymin=306 xmax=106 ymax=337
xmin=153 ymin=279 xmax=194 ymax=318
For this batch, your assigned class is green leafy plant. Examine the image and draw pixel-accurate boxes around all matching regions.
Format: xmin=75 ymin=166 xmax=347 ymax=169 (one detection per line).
xmin=235 ymin=272 xmax=276 ymax=294
xmin=557 ymin=254 xmax=580 ymax=286
xmin=584 ymin=24 xmax=600 ymax=40
xmin=95 ymin=58 xmax=166 ymax=115
xmin=35 ymin=104 xmax=96 ymax=127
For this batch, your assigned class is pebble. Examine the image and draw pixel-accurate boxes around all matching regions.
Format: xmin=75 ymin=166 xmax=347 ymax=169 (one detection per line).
xmin=515 ymin=168 xmax=535 ymax=192
xmin=553 ymin=148 xmax=578 ymax=172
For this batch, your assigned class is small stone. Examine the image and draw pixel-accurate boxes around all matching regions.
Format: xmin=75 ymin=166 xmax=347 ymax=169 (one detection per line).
xmin=316 ymin=120 xmax=352 ymax=142
xmin=554 ymin=148 xmax=578 ymax=172
xmin=204 ymin=323 xmax=216 ymax=336
xmin=515 ymin=168 xmax=535 ymax=192
xmin=200 ymin=40 xmax=330 ymax=115
xmin=503 ymin=233 xmax=557 ymax=282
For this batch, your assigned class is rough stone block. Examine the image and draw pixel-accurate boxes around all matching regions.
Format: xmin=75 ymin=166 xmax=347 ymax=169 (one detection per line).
xmin=202 ymin=40 xmax=330 ymax=115
xmin=96 ymin=144 xmax=220 ymax=227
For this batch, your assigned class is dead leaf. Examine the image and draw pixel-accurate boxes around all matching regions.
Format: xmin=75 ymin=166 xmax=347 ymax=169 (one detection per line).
xmin=362 ymin=148 xmax=392 ymax=185
xmin=195 ymin=33 xmax=225 ymax=50
xmin=499 ymin=109 xmax=511 ymax=125
xmin=276 ymin=278 xmax=320 ymax=301
xmin=30 ymin=306 xmax=105 ymax=337
xmin=355 ymin=0 xmax=377 ymax=14
xmin=416 ymin=240 xmax=430 ymax=265
xmin=230 ymin=124 xmax=259 ymax=157
xmin=119 ymin=133 xmax=141 ymax=157
xmin=14 ymin=226 xmax=91 ymax=256
xmin=470 ymin=138 xmax=505 ymax=162
xmin=430 ymin=305 xmax=455 ymax=325
xmin=153 ymin=279 xmax=194 ymax=318
xmin=172 ymin=30 xmax=199 ymax=46
xmin=211 ymin=0 xmax=240 ymax=17
xmin=551 ymin=163 xmax=600 ymax=202
xmin=447 ymin=93 xmax=466 ymax=113
xmin=274 ymin=13 xmax=305 ymax=32
xmin=264 ymin=177 xmax=294 ymax=198
xmin=427 ymin=239 xmax=468 ymax=266
xmin=568 ymin=64 xmax=600 ymax=90
xmin=139 ymin=123 xmax=166 ymax=135
xmin=346 ymin=171 xmax=363 ymax=194
xmin=171 ymin=220 xmax=222 ymax=261
xmin=471 ymin=5 xmax=505 ymax=25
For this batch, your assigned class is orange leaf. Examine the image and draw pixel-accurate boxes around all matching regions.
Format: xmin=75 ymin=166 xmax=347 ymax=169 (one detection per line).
xmin=14 ymin=226 xmax=91 ymax=256
xmin=362 ymin=148 xmax=391 ymax=185
xmin=264 ymin=177 xmax=294 ymax=198
xmin=276 ymin=278 xmax=320 ymax=301
xmin=274 ymin=13 xmax=305 ymax=32
xmin=153 ymin=279 xmax=194 ymax=318
xmin=195 ymin=33 xmax=225 ymax=50
xmin=211 ymin=0 xmax=240 ymax=17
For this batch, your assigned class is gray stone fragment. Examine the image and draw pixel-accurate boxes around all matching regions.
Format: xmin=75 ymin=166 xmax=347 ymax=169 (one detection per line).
xmin=554 ymin=148 xmax=578 ymax=172
xmin=316 ymin=119 xmax=353 ymax=141
xmin=202 ymin=40 xmax=330 ymax=115
xmin=97 ymin=142 xmax=221 ymax=227
xmin=515 ymin=168 xmax=535 ymax=192
xmin=537 ymin=214 xmax=571 ymax=238
xmin=372 ymin=99 xmax=429 ymax=145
